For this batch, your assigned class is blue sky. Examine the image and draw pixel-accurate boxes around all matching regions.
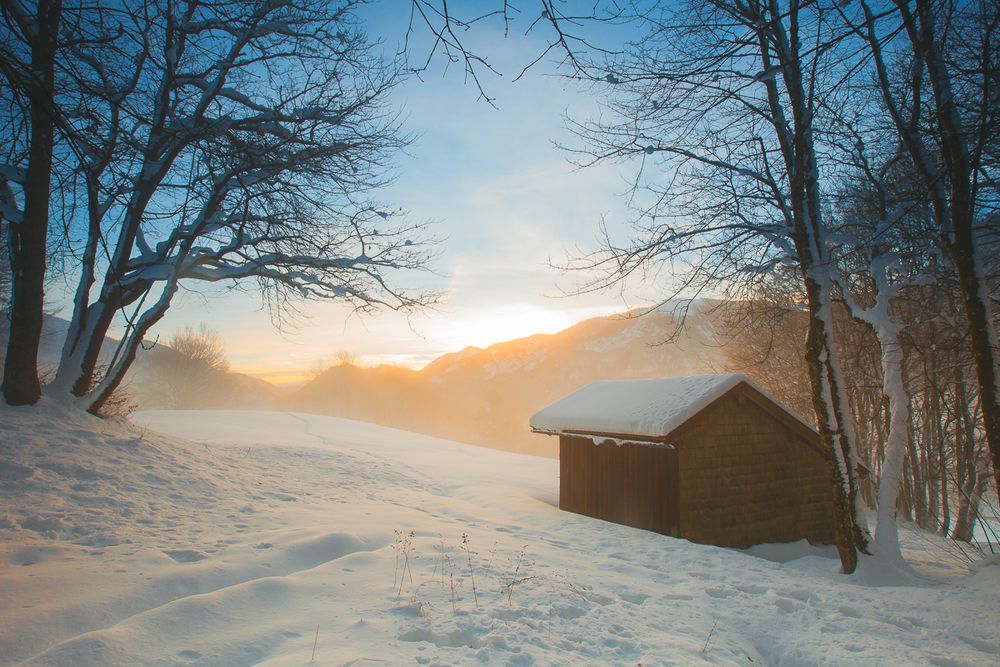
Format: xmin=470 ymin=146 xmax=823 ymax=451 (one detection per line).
xmin=147 ymin=2 xmax=657 ymax=382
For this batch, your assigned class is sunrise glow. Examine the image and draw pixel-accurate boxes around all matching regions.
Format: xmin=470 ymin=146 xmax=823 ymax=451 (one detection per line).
xmin=220 ymin=301 xmax=627 ymax=383
xmin=417 ymin=304 xmax=622 ymax=356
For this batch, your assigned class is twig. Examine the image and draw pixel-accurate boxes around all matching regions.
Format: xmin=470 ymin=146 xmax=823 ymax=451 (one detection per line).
xmin=702 ymin=619 xmax=718 ymax=653
xmin=461 ymin=532 xmax=479 ymax=609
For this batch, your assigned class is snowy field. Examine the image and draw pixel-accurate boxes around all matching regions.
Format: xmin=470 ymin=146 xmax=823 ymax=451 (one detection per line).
xmin=1 ymin=403 xmax=998 ymax=666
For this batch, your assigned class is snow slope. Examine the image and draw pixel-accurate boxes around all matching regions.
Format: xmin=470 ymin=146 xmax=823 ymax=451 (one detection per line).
xmin=1 ymin=404 xmax=998 ymax=666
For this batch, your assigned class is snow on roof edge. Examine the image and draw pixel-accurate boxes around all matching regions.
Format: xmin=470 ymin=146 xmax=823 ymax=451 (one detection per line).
xmin=529 ymin=374 xmax=816 ymax=440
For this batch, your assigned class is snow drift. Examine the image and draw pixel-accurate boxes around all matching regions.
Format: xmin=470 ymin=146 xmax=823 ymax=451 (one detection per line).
xmin=0 ymin=404 xmax=997 ymax=665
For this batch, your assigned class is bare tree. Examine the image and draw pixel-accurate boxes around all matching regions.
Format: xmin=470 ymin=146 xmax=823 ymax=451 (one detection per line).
xmin=563 ymin=0 xmax=873 ymax=572
xmin=0 ymin=0 xmax=436 ymax=413
xmin=0 ymin=206 xmax=10 ymax=369
xmin=0 ymin=207 xmax=9 ymax=315
xmin=403 ymin=1 xmax=618 ymax=105
xmin=835 ymin=233 xmax=924 ymax=565
xmin=720 ymin=275 xmax=814 ymax=423
xmin=169 ymin=324 xmax=229 ymax=374
xmin=152 ymin=323 xmax=229 ymax=409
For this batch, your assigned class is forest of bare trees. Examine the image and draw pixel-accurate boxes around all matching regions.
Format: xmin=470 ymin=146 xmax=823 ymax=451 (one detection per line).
xmin=724 ymin=270 xmax=996 ymax=551
xmin=551 ymin=0 xmax=997 ymax=572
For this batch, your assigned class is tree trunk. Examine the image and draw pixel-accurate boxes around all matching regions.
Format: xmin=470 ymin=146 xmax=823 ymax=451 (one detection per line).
xmin=873 ymin=324 xmax=908 ymax=562
xmin=69 ymin=298 xmax=118 ymax=396
xmin=84 ymin=281 xmax=177 ymax=415
xmin=769 ymin=0 xmax=869 ymax=572
xmin=899 ymin=451 xmax=913 ymax=522
xmin=951 ymin=373 xmax=981 ymax=542
xmin=937 ymin=410 xmax=950 ymax=537
xmin=2 ymin=0 xmax=62 ymax=406
xmin=801 ymin=273 xmax=869 ymax=573
xmin=907 ymin=431 xmax=927 ymax=528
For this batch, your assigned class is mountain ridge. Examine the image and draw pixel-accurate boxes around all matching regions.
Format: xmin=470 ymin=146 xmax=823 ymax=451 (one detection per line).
xmin=7 ymin=303 xmax=729 ymax=455
xmin=291 ymin=302 xmax=727 ymax=456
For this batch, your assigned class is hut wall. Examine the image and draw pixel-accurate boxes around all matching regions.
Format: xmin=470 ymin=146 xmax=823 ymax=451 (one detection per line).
xmin=559 ymin=435 xmax=679 ymax=536
xmin=675 ymin=390 xmax=835 ymax=548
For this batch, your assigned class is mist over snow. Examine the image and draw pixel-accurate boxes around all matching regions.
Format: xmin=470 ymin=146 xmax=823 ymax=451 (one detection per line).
xmin=1 ymin=405 xmax=997 ymax=666
xmin=292 ymin=304 xmax=725 ymax=457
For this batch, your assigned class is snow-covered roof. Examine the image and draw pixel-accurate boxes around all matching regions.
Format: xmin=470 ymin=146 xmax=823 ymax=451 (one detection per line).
xmin=530 ymin=374 xmax=802 ymax=439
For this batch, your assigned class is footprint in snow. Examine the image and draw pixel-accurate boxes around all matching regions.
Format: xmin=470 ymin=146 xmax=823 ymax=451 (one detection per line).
xmin=704 ymin=586 xmax=738 ymax=599
xmin=955 ymin=634 xmax=1000 ymax=655
xmin=779 ymin=588 xmax=814 ymax=603
xmin=163 ymin=549 xmax=209 ymax=563
xmin=735 ymin=583 xmax=770 ymax=595
xmin=774 ymin=597 xmax=804 ymax=613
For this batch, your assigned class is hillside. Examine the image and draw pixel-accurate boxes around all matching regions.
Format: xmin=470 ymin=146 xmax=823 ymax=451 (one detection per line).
xmin=6 ymin=305 xmax=727 ymax=453
xmin=292 ymin=304 xmax=726 ymax=456
xmin=1 ymin=406 xmax=995 ymax=665
xmin=125 ymin=344 xmax=282 ymax=412
xmin=0 ymin=314 xmax=282 ymax=412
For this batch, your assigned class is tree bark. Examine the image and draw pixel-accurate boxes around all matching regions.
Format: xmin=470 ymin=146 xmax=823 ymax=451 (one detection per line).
xmin=801 ymin=271 xmax=869 ymax=573
xmin=2 ymin=0 xmax=61 ymax=406
xmin=756 ymin=0 xmax=872 ymax=572
xmin=872 ymin=324 xmax=908 ymax=560
xmin=85 ymin=281 xmax=177 ymax=415
xmin=951 ymin=372 xmax=981 ymax=541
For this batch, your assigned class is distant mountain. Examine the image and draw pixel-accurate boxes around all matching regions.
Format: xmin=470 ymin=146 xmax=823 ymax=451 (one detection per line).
xmin=291 ymin=303 xmax=726 ymax=457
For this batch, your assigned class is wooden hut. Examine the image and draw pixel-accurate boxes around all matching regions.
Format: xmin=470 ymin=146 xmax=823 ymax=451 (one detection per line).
xmin=530 ymin=375 xmax=835 ymax=548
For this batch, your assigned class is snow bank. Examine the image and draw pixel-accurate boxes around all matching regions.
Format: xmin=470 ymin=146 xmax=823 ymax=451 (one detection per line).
xmin=1 ymin=406 xmax=997 ymax=666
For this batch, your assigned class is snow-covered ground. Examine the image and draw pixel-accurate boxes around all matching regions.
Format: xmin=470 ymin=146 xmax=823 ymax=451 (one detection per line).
xmin=1 ymin=403 xmax=998 ymax=666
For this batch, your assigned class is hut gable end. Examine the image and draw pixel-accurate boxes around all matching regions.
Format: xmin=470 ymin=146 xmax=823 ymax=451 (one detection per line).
xmin=672 ymin=388 xmax=833 ymax=547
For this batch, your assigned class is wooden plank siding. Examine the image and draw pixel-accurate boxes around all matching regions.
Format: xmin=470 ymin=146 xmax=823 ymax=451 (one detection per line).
xmin=560 ymin=435 xmax=679 ymax=537
xmin=624 ymin=442 xmax=680 ymax=534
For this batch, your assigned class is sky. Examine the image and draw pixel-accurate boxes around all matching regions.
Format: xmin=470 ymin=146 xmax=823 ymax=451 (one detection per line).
xmin=139 ymin=3 xmax=656 ymax=384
